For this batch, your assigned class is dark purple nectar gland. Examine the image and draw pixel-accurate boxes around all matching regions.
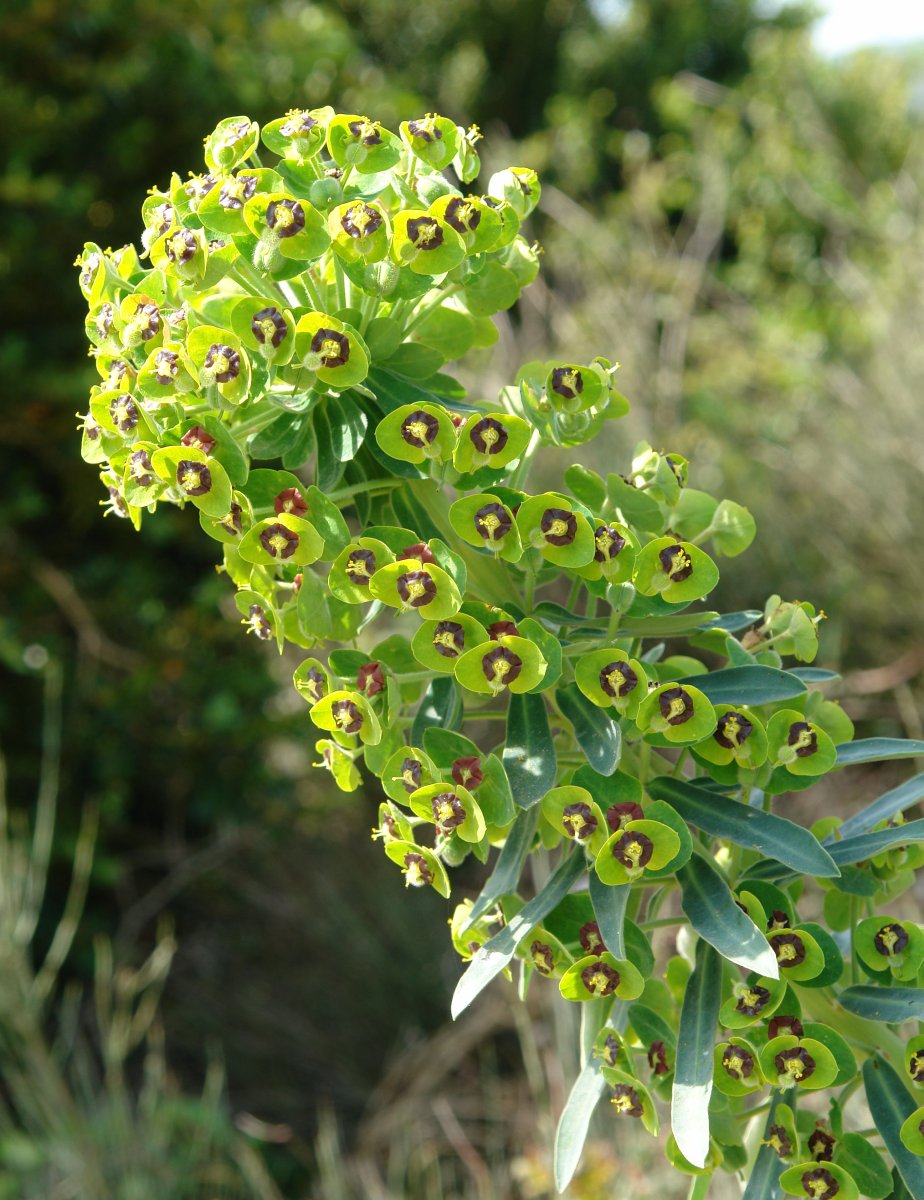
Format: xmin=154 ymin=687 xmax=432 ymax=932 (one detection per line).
xmin=406 ymin=216 xmax=444 ymax=251
xmin=340 ymin=202 xmax=383 ymax=239
xmin=380 ymin=811 xmax=398 ymax=840
xmin=474 ymin=503 xmax=512 ymax=543
xmin=266 ymin=198 xmax=305 ymax=238
xmin=109 ymin=394 xmax=139 ymax=433
xmin=154 ymin=349 xmax=180 ymax=386
xmin=106 ymin=486 xmax=129 ymax=518
xmin=611 ymin=831 xmax=655 ymax=872
xmin=800 ymin=1169 xmax=840 ymax=1200
xmin=176 ymin=460 xmax=212 ymax=496
xmin=599 ymin=661 xmax=638 ymax=700
xmin=550 ymin=366 xmax=584 ymax=402
xmin=181 ymin=425 xmax=218 ymax=454
xmin=165 ymin=228 xmax=198 ymax=264
xmin=281 ymin=109 xmax=318 ymax=138
xmin=432 ymin=621 xmax=465 ymax=658
xmin=204 ymin=343 xmax=241 ymax=383
xmin=357 ymin=661 xmax=385 ymax=698
xmin=274 ymin=487 xmax=308 ymax=517
xmin=722 ymin=1043 xmax=756 ymax=1082
xmin=403 ymin=851 xmax=433 ymax=888
xmin=715 ymin=711 xmax=754 ymax=751
xmin=219 ymin=175 xmax=257 ymax=210
xmin=581 ymin=961 xmax=621 ymax=998
xmin=431 ymin=792 xmax=466 ymax=834
xmin=540 ymin=508 xmax=578 ymax=547
xmin=407 ymin=115 xmax=442 ymax=143
xmin=185 ymin=173 xmax=218 ymax=201
xmin=332 ymin=698 xmax=363 ymax=735
xmin=765 ymin=1125 xmax=793 ymax=1159
xmin=302 ymin=666 xmax=326 ymax=704
xmin=735 ymin=984 xmax=773 ymax=1018
xmin=95 ymin=304 xmax=114 ymax=339
xmin=610 ymin=1084 xmax=643 ymax=1119
xmin=659 ymin=543 xmax=694 ymax=583
xmin=128 ymin=449 xmax=154 ymax=487
xmin=648 ymin=1041 xmax=669 ymax=1076
xmin=398 ymin=757 xmax=423 ymax=794
xmin=605 ymin=802 xmax=645 ymax=833
xmin=561 ymin=802 xmax=599 ymax=843
xmin=398 ymin=543 xmax=435 ymax=564
xmin=601 ymin=1034 xmax=621 ymax=1067
xmin=874 ymin=922 xmax=910 ymax=956
xmin=310 ymin=328 xmax=350 ymax=369
xmin=775 ymin=1046 xmax=816 ymax=1084
xmin=444 ymin=197 xmax=481 ymax=236
xmin=787 ymin=721 xmax=818 ymax=758
xmin=452 ymin=756 xmax=483 ymax=789
xmin=579 ymin=921 xmax=605 ymax=957
xmin=251 ymin=306 xmax=288 ymax=349
xmin=770 ymin=932 xmax=807 ymax=969
xmin=130 ymin=301 xmax=160 ymax=341
xmin=151 ymin=202 xmax=174 ymax=236
xmin=481 ymin=646 xmax=523 ymax=688
xmin=469 ymin=416 xmax=508 ymax=456
xmin=808 ymin=1129 xmax=836 ymax=1163
xmin=909 ymin=1050 xmax=924 ymax=1084
xmin=593 ymin=525 xmax=627 ymax=563
xmin=348 ymin=117 xmax=383 ymax=146
xmin=768 ymin=910 xmax=791 ymax=931
xmin=530 ymin=941 xmax=555 ymax=976
xmin=247 ymin=604 xmax=272 ymax=641
xmin=397 ymin=570 xmax=437 ymax=609
xmin=769 ymin=1015 xmax=804 ymax=1041
xmin=401 ymin=409 xmax=439 ymax=448
xmin=658 ymin=686 xmax=695 ymax=727
xmin=259 ymin=522 xmax=300 ymax=560
xmin=345 ymin=547 xmax=376 ymax=586
xmin=487 ymin=620 xmax=519 ymax=639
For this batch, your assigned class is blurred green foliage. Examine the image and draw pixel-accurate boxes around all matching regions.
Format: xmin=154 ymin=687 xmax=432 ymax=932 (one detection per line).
xmin=1 ymin=0 xmax=923 ymax=1194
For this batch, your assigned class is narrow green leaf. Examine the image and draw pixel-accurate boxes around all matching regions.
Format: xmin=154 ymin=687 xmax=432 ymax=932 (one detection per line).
xmin=451 ymin=850 xmax=585 ymax=1019
xmin=620 ymin=612 xmax=720 ymax=637
xmin=553 ymin=1064 xmax=608 ymax=1193
xmin=502 ymin=691 xmax=558 ymax=809
xmin=411 ymin=676 xmax=461 ymax=744
xmin=699 ymin=610 xmax=763 ymax=633
xmin=829 ymin=819 xmax=924 ymax=866
xmin=840 ymin=987 xmax=924 ymax=1023
xmin=790 ymin=667 xmax=841 ymax=683
xmin=390 ymin=478 xmax=447 ymax=543
xmin=838 ymin=775 xmax=924 ymax=838
xmin=463 ymin=807 xmax=539 ymax=929
xmin=672 ymin=940 xmax=722 ymax=1169
xmin=588 ymin=872 xmax=629 ymax=958
xmin=677 ymin=856 xmax=779 ymax=977
xmin=862 ymin=1055 xmax=924 ymax=1200
xmin=742 ymin=1093 xmax=788 ymax=1200
xmin=557 ymin=683 xmax=622 ymax=776
xmin=679 ymin=665 xmax=806 ymax=706
xmin=648 ymin=778 xmax=840 ymax=879
xmin=836 ymin=738 xmax=924 ymax=767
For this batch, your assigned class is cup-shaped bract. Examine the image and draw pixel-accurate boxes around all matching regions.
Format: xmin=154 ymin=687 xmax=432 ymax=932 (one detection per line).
xmin=714 ymin=1036 xmax=764 ymax=1097
xmin=575 ymin=650 xmax=648 ymax=716
xmin=544 ymin=362 xmax=607 ymax=414
xmin=854 ymin=917 xmax=924 ymax=981
xmin=230 ymin=296 xmax=296 ymax=366
xmin=694 ymin=704 xmax=769 ymax=769
xmin=453 ymin=635 xmax=547 ymax=695
xmin=719 ymin=975 xmax=786 ymax=1029
xmin=409 ymin=783 xmax=486 ymax=843
xmin=517 ymin=926 xmax=573 ymax=981
xmin=369 ymin=559 xmax=462 ymax=620
xmin=310 ymin=688 xmax=382 ymax=746
xmin=429 ymin=193 xmax=503 ymax=254
xmin=399 ymin=113 xmax=460 ymax=170
xmin=515 ymin=493 xmax=596 ymax=568
xmin=767 ymin=710 xmax=837 ymax=777
xmin=380 ymin=746 xmax=440 ymax=804
xmin=185 ymin=325 xmax=251 ymax=404
xmin=204 ymin=115 xmax=259 ymax=173
xmin=759 ymin=1035 xmax=839 ymax=1092
xmin=541 ymin=786 xmax=608 ymax=856
xmin=559 ymin=952 xmax=645 ymax=1003
xmin=261 ymin=106 xmax=332 ymax=160
xmin=635 ymin=683 xmax=717 ymax=746
xmin=595 ymin=819 xmax=682 ymax=885
xmin=327 ymin=114 xmax=402 ymax=174
xmin=237 ymin=514 xmax=324 ymax=568
xmin=150 ymin=445 xmax=234 ymax=519
xmin=383 ymin=840 xmax=451 ymax=898
xmin=488 ymin=167 xmax=541 ymax=219
xmin=449 ymin=494 xmax=523 ymax=562
xmin=391 ymin=209 xmax=466 ymax=276
xmin=452 ymin=412 xmax=532 ymax=474
xmin=329 ymin=537 xmax=394 ymax=604
xmin=293 ymin=312 xmax=369 ymax=388
xmin=633 ymin=536 xmax=720 ymax=603
xmin=376 ymin=402 xmax=457 ymax=465
xmin=767 ymin=927 xmax=827 ymax=982
xmin=411 ymin=613 xmax=491 ymax=674
xmin=578 ymin=520 xmax=639 ymax=584
xmin=328 ymin=200 xmax=390 ymax=263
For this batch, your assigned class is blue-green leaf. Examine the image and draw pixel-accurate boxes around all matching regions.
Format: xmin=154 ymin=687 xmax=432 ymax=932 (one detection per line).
xmin=463 ymin=807 xmax=539 ymax=930
xmin=862 ymin=1055 xmax=924 ymax=1200
xmin=838 ymin=774 xmax=924 ymax=838
xmin=589 ymin=872 xmax=629 ymax=958
xmin=556 ymin=682 xmax=622 ymax=776
xmin=840 ymin=987 xmax=924 ymax=1023
xmin=672 ymin=940 xmax=722 ymax=1169
xmin=411 ymin=676 xmax=461 ymax=744
xmin=451 ymin=850 xmax=585 ymax=1019
xmin=790 ymin=667 xmax=841 ymax=683
xmin=648 ymin=778 xmax=840 ymax=879
xmin=553 ymin=1063 xmax=608 ymax=1193
xmin=620 ymin=612 xmax=720 ymax=637
xmin=502 ymin=691 xmax=557 ymax=809
xmin=677 ymin=856 xmax=779 ymax=976
xmin=835 ymin=738 xmax=924 ymax=767
xmin=698 ymin=610 xmax=763 ymax=633
xmin=828 ymin=819 xmax=924 ymax=867
xmin=679 ymin=665 xmax=806 ymax=706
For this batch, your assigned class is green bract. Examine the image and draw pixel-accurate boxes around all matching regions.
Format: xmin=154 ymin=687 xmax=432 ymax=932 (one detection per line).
xmin=76 ymin=107 xmax=923 ymax=1196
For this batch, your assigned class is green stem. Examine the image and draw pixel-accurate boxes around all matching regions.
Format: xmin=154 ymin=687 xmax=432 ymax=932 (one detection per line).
xmin=638 ymin=741 xmax=651 ymax=788
xmin=566 ymin=576 xmax=582 ymax=612
xmin=327 ymin=478 xmax=400 ymax=504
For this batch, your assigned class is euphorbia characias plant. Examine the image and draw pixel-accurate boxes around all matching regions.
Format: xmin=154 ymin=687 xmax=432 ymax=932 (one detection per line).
xmin=76 ymin=106 xmax=924 ymax=1197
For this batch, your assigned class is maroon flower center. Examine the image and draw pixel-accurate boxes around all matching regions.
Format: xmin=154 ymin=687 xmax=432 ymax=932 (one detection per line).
xmin=874 ymin=922 xmax=909 ymax=956
xmin=403 ymin=851 xmax=433 ymax=886
xmin=768 ymin=1014 xmax=804 ymax=1040
xmin=487 ymin=620 xmax=519 ymax=639
xmin=432 ymin=621 xmax=465 ymax=658
xmin=310 ymin=327 xmax=350 ymax=368
xmin=401 ymin=409 xmax=439 ymax=447
xmin=176 ymin=460 xmax=212 ymax=496
xmin=808 ymin=1130 xmax=836 ymax=1162
xmin=659 ymin=543 xmax=693 ymax=582
xmin=593 ymin=524 xmax=626 ymax=562
xmin=397 ymin=570 xmax=437 ymax=608
xmin=530 ymin=941 xmax=554 ymax=975
xmin=357 ymin=661 xmax=385 ymax=697
xmin=274 ymin=487 xmax=308 ymax=517
xmin=204 ymin=343 xmax=241 ymax=383
xmin=154 ymin=349 xmax=180 ymax=385
xmin=302 ymin=667 xmax=326 ymax=704
xmin=474 ymin=502 xmax=512 ymax=542
xmin=599 ymin=660 xmax=638 ymax=699
xmin=181 ymin=425 xmax=217 ymax=453
xmin=541 ymin=508 xmax=577 ymax=547
xmin=281 ymin=110 xmax=318 ymax=137
xmin=579 ymin=921 xmax=605 ymax=956
xmin=259 ymin=522 xmax=300 ymax=559
xmin=406 ymin=216 xmax=444 ymax=250
xmin=397 ymin=542 xmax=435 ymax=564
xmin=332 ymin=699 xmax=363 ymax=734
xmin=581 ymin=961 xmax=620 ymax=997
xmin=722 ymin=1043 xmax=755 ymax=1080
xmin=658 ymin=686 xmax=695 ymax=726
xmin=247 ymin=604 xmax=272 ymax=641
xmin=715 ymin=711 xmax=754 ymax=749
xmin=109 ymin=394 xmax=139 ymax=433
xmin=800 ymin=1169 xmax=838 ymax=1200
xmin=561 ymin=802 xmax=598 ymax=842
xmin=611 ymin=831 xmax=654 ymax=871
xmin=128 ymin=449 xmax=154 ymax=486
xmin=252 ymin=306 xmax=288 ymax=348
xmin=347 ymin=118 xmax=382 ymax=146
xmin=648 ymin=1041 xmax=669 ymax=1075
xmin=399 ymin=757 xmax=423 ymax=793
xmin=340 ymin=202 xmax=383 ymax=239
xmin=432 ymin=792 xmax=465 ymax=833
xmin=787 ymin=721 xmax=818 ymax=757
xmin=551 ymin=366 xmax=584 ymax=400
xmin=452 ymin=756 xmax=483 ymax=789
xmin=444 ymin=196 xmax=481 ymax=234
xmin=469 ymin=416 xmax=507 ymax=455
xmin=345 ymin=547 xmax=376 ymax=585
xmin=266 ymin=198 xmax=305 ymax=238
xmin=219 ymin=175 xmax=257 ymax=210
xmin=165 ymin=228 xmax=197 ymax=263
xmin=605 ymin=802 xmax=644 ymax=832
xmin=481 ymin=646 xmax=523 ymax=687
xmin=735 ymin=984 xmax=772 ymax=1017
xmin=770 ymin=932 xmax=806 ymax=968
xmin=610 ymin=1084 xmax=643 ymax=1117
xmin=775 ymin=1046 xmax=816 ymax=1082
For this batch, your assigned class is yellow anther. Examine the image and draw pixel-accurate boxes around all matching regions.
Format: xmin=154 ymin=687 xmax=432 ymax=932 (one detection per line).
xmin=667 ymin=696 xmax=687 ymax=722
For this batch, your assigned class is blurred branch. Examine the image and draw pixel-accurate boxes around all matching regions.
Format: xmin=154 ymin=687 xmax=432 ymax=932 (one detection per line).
xmin=31 ymin=557 xmax=142 ymax=670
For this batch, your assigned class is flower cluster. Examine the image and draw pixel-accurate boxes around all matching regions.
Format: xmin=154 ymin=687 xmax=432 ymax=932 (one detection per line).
xmin=76 ymin=109 xmax=924 ymax=1193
